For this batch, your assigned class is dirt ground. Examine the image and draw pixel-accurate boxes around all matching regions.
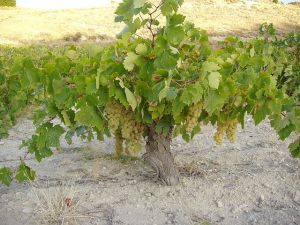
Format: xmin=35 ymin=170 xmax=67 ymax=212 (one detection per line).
xmin=0 ymin=0 xmax=299 ymax=45
xmin=0 ymin=1 xmax=300 ymax=225
xmin=0 ymin=115 xmax=299 ymax=225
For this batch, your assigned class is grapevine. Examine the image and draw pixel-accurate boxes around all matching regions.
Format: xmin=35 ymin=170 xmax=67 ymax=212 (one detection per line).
xmin=0 ymin=0 xmax=299 ymax=186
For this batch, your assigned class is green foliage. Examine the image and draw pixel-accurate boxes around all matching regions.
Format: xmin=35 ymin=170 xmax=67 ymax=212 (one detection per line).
xmin=0 ymin=0 xmax=299 ymax=186
xmin=0 ymin=0 xmax=16 ymax=6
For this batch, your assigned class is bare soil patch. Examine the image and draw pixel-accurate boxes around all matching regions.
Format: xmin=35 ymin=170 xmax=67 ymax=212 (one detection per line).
xmin=0 ymin=0 xmax=299 ymax=45
xmin=0 ymin=116 xmax=299 ymax=225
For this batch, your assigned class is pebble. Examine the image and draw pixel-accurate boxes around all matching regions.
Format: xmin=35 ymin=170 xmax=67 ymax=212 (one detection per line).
xmin=232 ymin=204 xmax=248 ymax=213
xmin=258 ymin=194 xmax=265 ymax=207
xmin=217 ymin=201 xmax=223 ymax=208
xmin=145 ymin=192 xmax=153 ymax=197
xmin=129 ymin=180 xmax=137 ymax=184
xmin=22 ymin=208 xmax=33 ymax=214
xmin=294 ymin=191 xmax=300 ymax=203
xmin=0 ymin=141 xmax=4 ymax=145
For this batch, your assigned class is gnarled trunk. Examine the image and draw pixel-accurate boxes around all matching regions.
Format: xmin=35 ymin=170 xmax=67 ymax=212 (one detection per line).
xmin=143 ymin=124 xmax=180 ymax=185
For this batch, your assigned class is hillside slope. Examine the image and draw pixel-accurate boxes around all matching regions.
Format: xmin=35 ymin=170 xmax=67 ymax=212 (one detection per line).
xmin=0 ymin=0 xmax=299 ymax=45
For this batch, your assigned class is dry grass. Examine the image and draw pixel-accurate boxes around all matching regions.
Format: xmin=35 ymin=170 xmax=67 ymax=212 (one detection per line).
xmin=0 ymin=0 xmax=299 ymax=45
xmin=29 ymin=181 xmax=91 ymax=225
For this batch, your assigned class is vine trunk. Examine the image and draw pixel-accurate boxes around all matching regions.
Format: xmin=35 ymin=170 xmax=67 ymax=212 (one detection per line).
xmin=143 ymin=124 xmax=180 ymax=185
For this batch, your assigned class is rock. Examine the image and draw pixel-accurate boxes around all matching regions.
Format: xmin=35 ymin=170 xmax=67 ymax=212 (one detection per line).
xmin=0 ymin=141 xmax=4 ymax=145
xmin=145 ymin=192 xmax=153 ymax=197
xmin=167 ymin=213 xmax=173 ymax=218
xmin=294 ymin=191 xmax=300 ymax=203
xmin=232 ymin=204 xmax=248 ymax=213
xmin=129 ymin=179 xmax=137 ymax=184
xmin=216 ymin=201 xmax=223 ymax=208
xmin=80 ymin=35 xmax=87 ymax=41
xmin=258 ymin=194 xmax=265 ymax=207
xmin=22 ymin=208 xmax=33 ymax=214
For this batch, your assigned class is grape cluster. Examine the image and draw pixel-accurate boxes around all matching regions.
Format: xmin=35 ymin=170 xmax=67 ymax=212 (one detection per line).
xmin=106 ymin=100 xmax=144 ymax=156
xmin=186 ymin=102 xmax=202 ymax=133
xmin=226 ymin=120 xmax=238 ymax=143
xmin=214 ymin=120 xmax=238 ymax=145
xmin=105 ymin=101 xmax=124 ymax=133
xmin=214 ymin=121 xmax=227 ymax=145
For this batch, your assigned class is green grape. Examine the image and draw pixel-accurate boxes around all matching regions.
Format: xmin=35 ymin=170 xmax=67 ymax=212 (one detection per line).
xmin=106 ymin=100 xmax=144 ymax=156
xmin=226 ymin=120 xmax=238 ymax=143
xmin=214 ymin=121 xmax=227 ymax=145
xmin=105 ymin=100 xmax=124 ymax=133
xmin=186 ymin=102 xmax=202 ymax=133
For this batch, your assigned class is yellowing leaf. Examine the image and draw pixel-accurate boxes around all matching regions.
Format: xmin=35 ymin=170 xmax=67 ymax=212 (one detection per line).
xmin=134 ymin=0 xmax=145 ymax=8
xmin=208 ymin=72 xmax=221 ymax=89
xmin=158 ymin=79 xmax=171 ymax=102
xmin=65 ymin=50 xmax=78 ymax=59
xmin=135 ymin=43 xmax=148 ymax=55
xmin=62 ymin=110 xmax=72 ymax=126
xmin=123 ymin=52 xmax=139 ymax=71
xmin=202 ymin=61 xmax=220 ymax=72
xmin=96 ymin=74 xmax=100 ymax=90
xmin=125 ymin=87 xmax=137 ymax=111
xmin=250 ymin=48 xmax=255 ymax=57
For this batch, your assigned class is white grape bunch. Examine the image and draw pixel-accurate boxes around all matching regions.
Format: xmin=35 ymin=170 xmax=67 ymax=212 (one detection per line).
xmin=186 ymin=102 xmax=202 ymax=133
xmin=214 ymin=121 xmax=227 ymax=145
xmin=106 ymin=100 xmax=144 ymax=156
xmin=226 ymin=120 xmax=238 ymax=143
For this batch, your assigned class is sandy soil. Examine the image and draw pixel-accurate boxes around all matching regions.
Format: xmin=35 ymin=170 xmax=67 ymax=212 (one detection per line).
xmin=0 ymin=115 xmax=299 ymax=225
xmin=0 ymin=0 xmax=299 ymax=45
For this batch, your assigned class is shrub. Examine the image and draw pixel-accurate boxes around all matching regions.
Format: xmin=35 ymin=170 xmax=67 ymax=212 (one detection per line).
xmin=0 ymin=0 xmax=16 ymax=7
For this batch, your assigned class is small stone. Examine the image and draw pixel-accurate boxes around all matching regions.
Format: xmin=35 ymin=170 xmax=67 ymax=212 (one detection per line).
xmin=80 ymin=35 xmax=87 ymax=41
xmin=216 ymin=201 xmax=223 ymax=208
xmin=145 ymin=192 xmax=153 ymax=197
xmin=0 ymin=141 xmax=4 ymax=145
xmin=294 ymin=191 xmax=300 ymax=203
xmin=167 ymin=191 xmax=175 ymax=197
xmin=129 ymin=179 xmax=137 ymax=184
xmin=22 ymin=208 xmax=33 ymax=214
xmin=232 ymin=204 xmax=248 ymax=213
xmin=258 ymin=194 xmax=265 ymax=206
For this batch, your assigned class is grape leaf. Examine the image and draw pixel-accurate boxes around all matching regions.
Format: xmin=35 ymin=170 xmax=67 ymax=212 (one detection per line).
xmin=180 ymin=82 xmax=203 ymax=106
xmin=158 ymin=78 xmax=171 ymax=102
xmin=125 ymin=87 xmax=138 ymax=111
xmin=202 ymin=61 xmax=220 ymax=72
xmin=135 ymin=43 xmax=148 ymax=55
xmin=165 ymin=26 xmax=185 ymax=45
xmin=15 ymin=164 xmax=36 ymax=182
xmin=75 ymin=105 xmax=103 ymax=130
xmin=0 ymin=167 xmax=13 ymax=186
xmin=123 ymin=52 xmax=139 ymax=71
xmin=154 ymin=51 xmax=177 ymax=70
xmin=160 ymin=0 xmax=184 ymax=16
xmin=204 ymin=91 xmax=226 ymax=115
xmin=208 ymin=72 xmax=221 ymax=89
xmin=250 ymin=47 xmax=255 ymax=57
xmin=169 ymin=14 xmax=186 ymax=26
xmin=289 ymin=138 xmax=300 ymax=158
xmin=133 ymin=0 xmax=144 ymax=9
